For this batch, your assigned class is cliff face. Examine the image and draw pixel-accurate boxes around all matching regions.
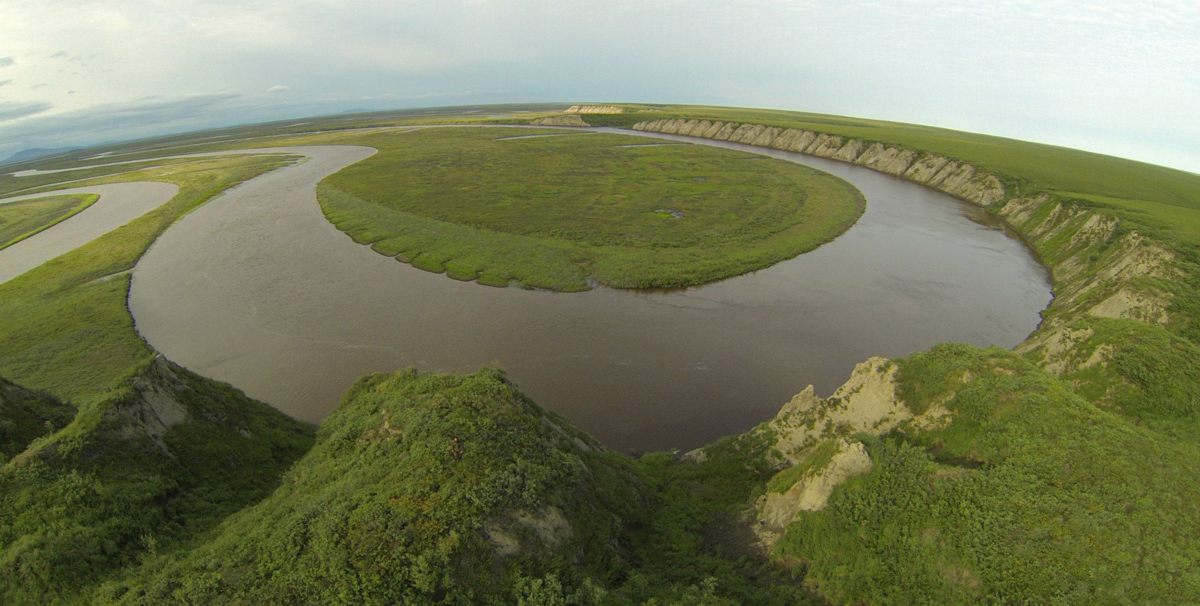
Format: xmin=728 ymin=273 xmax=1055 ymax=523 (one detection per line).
xmin=632 ymin=118 xmax=1005 ymax=207
xmin=531 ymin=114 xmax=590 ymax=127
xmin=641 ymin=114 xmax=1197 ymax=587
xmin=565 ymin=105 xmax=623 ymax=114
xmin=727 ymin=357 xmax=950 ymax=550
xmin=630 ymin=117 xmax=1180 ymax=387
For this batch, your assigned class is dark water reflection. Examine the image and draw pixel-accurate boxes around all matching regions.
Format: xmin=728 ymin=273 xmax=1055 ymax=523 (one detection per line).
xmin=129 ymin=130 xmax=1050 ymax=453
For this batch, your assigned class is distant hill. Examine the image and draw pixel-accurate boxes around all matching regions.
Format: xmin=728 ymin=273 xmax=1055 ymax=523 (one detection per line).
xmin=1 ymin=147 xmax=80 ymax=165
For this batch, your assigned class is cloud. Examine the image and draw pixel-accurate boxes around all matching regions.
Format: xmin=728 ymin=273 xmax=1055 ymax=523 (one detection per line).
xmin=0 ymin=101 xmax=54 ymax=122
xmin=0 ymin=92 xmax=265 ymax=163
xmin=0 ymin=80 xmax=10 ymax=87
xmin=0 ymin=0 xmax=1196 ymax=171
xmin=0 ymin=57 xmax=13 ymax=68
xmin=0 ymin=92 xmax=241 ymax=144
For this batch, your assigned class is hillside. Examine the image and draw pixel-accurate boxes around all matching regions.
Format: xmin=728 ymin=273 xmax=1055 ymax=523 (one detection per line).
xmin=110 ymin=368 xmax=816 ymax=605
xmin=0 ymin=358 xmax=314 ymax=604
xmin=0 ymin=376 xmax=75 ymax=460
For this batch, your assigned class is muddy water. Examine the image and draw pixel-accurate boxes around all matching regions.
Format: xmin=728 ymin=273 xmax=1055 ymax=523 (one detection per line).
xmin=129 ymin=132 xmax=1051 ymax=453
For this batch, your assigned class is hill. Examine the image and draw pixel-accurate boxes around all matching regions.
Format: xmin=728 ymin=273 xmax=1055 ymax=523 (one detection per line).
xmin=2 ymin=147 xmax=81 ymax=166
xmin=0 ymin=358 xmax=314 ymax=604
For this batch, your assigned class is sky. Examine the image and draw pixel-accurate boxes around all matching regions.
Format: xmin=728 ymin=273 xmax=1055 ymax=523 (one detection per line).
xmin=1 ymin=0 xmax=1198 ymax=173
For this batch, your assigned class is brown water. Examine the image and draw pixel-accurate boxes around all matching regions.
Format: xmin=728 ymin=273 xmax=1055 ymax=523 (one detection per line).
xmin=128 ymin=129 xmax=1051 ymax=452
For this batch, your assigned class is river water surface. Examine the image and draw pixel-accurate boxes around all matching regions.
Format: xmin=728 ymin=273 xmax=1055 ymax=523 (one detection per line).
xmin=127 ymin=128 xmax=1051 ymax=452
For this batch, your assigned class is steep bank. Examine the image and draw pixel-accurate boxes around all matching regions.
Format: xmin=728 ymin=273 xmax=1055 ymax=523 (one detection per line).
xmin=626 ymin=117 xmax=1191 ymax=410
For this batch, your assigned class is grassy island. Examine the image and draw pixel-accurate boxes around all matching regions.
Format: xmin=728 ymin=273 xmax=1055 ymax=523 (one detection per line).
xmin=0 ymin=194 xmax=99 ymax=250
xmin=319 ymin=127 xmax=864 ymax=290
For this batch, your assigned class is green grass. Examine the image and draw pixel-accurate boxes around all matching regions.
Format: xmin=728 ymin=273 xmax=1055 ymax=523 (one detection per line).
xmin=0 ymin=155 xmax=296 ymax=404
xmin=0 ymin=377 xmax=75 ymax=462
xmin=0 ymin=194 xmax=98 ymax=250
xmin=775 ymin=344 xmax=1200 ymax=604
xmin=318 ymin=127 xmax=864 ymax=291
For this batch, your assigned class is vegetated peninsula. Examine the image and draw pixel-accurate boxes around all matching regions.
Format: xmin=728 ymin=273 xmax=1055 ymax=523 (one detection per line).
xmin=319 ymin=127 xmax=864 ymax=290
xmin=0 ymin=193 xmax=98 ymax=250
xmin=1 ymin=103 xmax=1198 ymax=604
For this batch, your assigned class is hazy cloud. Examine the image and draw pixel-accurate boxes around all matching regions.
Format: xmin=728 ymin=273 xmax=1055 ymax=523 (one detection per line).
xmin=0 ymin=80 xmax=11 ymax=87
xmin=49 ymin=51 xmax=68 ymax=59
xmin=0 ymin=93 xmax=239 ymax=151
xmin=266 ymin=85 xmax=289 ymax=93
xmin=0 ymin=57 xmax=13 ymax=68
xmin=0 ymin=101 xmax=54 ymax=122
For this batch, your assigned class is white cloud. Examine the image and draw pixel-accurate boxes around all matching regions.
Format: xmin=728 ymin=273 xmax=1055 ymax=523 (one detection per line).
xmin=266 ymin=85 xmax=289 ymax=93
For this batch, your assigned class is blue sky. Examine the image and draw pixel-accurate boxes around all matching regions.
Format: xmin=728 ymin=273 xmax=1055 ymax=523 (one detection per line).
xmin=1 ymin=0 xmax=1198 ymax=172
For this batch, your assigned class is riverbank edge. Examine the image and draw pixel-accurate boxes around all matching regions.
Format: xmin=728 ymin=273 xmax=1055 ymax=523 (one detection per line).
xmin=616 ymin=116 xmax=1181 ymax=382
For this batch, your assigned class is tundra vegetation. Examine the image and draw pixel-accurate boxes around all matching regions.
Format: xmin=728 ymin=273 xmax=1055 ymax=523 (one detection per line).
xmin=0 ymin=104 xmax=1198 ymax=604
xmin=319 ymin=127 xmax=864 ymax=290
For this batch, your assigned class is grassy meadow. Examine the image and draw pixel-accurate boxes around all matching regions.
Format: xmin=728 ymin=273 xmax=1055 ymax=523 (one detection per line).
xmin=319 ymin=127 xmax=864 ymax=290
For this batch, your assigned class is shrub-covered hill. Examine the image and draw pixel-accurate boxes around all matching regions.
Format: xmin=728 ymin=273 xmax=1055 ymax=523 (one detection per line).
xmin=687 ymin=345 xmax=1200 ymax=604
xmin=0 ymin=365 xmax=818 ymax=605
xmin=108 ymin=368 xmax=800 ymax=605
xmin=0 ymin=357 xmax=314 ymax=605
xmin=107 ymin=368 xmax=643 ymax=603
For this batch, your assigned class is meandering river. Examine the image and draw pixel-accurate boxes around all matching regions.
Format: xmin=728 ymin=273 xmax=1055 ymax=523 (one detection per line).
xmin=25 ymin=127 xmax=1050 ymax=452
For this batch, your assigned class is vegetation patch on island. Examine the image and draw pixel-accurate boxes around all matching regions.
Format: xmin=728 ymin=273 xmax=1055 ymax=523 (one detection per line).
xmin=0 ymin=193 xmax=99 ymax=250
xmin=318 ymin=127 xmax=864 ymax=291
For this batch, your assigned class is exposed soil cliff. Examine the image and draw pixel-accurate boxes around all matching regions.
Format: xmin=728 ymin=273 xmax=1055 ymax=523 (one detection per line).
xmin=531 ymin=114 xmax=591 ymax=127
xmin=632 ymin=119 xmax=1005 ymax=207
xmin=565 ymin=105 xmax=623 ymax=114
xmin=630 ymin=117 xmax=1180 ymax=387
